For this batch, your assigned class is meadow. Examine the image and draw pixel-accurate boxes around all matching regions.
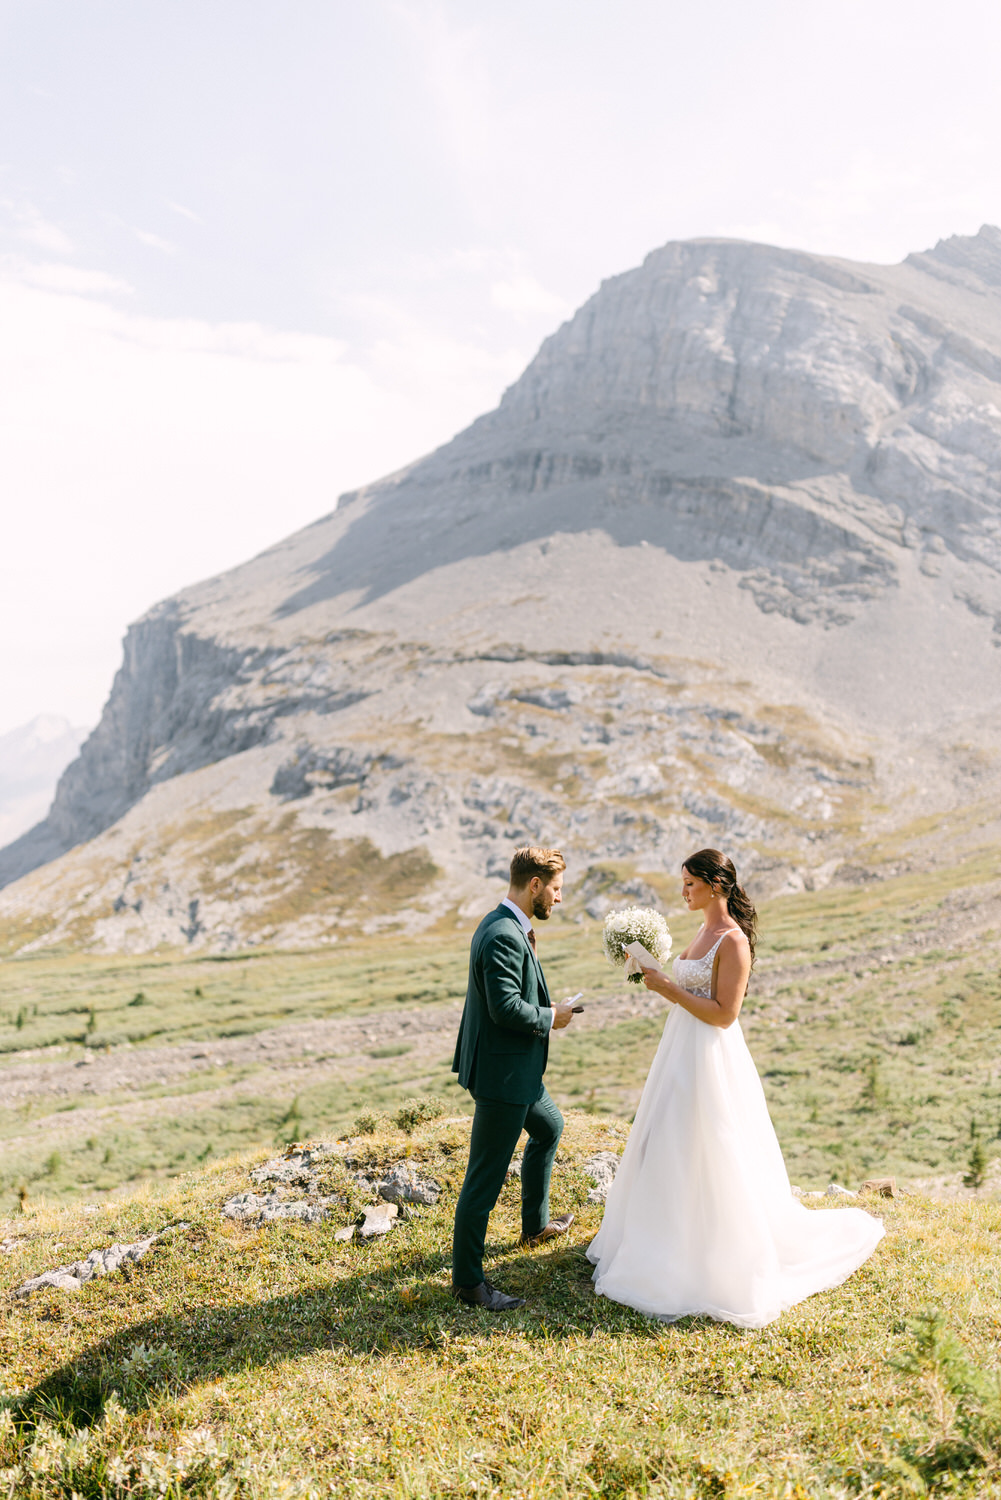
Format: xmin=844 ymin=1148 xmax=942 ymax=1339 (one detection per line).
xmin=2 ymin=845 xmax=1001 ymax=1212
xmin=4 ymin=1111 xmax=1001 ymax=1496
xmin=2 ymin=848 xmax=1001 ymax=1495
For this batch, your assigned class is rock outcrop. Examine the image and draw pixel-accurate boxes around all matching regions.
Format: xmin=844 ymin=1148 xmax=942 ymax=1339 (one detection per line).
xmin=3 ymin=229 xmax=1001 ymax=951
xmin=12 ymin=1222 xmax=189 ymax=1299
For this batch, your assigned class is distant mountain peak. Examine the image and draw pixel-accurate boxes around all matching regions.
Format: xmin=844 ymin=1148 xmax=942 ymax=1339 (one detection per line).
xmin=0 ymin=714 xmax=90 ymax=854
xmin=3 ymin=229 xmax=1001 ymax=950
xmin=907 ymin=224 xmax=1001 ymax=288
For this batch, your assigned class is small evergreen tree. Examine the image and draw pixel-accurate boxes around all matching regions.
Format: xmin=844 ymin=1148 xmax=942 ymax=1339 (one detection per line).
xmin=964 ymin=1121 xmax=987 ymax=1191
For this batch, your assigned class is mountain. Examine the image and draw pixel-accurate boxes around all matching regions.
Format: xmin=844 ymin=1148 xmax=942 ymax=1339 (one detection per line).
xmin=0 ymin=715 xmax=89 ymax=852
xmin=3 ymin=229 xmax=1001 ymax=953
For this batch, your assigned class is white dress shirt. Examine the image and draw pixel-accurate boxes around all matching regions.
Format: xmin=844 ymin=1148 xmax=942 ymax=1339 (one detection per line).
xmin=500 ymin=897 xmax=555 ymax=1032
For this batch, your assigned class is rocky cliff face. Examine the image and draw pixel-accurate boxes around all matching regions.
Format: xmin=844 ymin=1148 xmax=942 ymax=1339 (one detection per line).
xmin=3 ymin=229 xmax=1001 ymax=952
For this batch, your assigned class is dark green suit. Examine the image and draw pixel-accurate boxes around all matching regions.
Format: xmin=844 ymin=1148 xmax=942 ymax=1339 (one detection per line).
xmin=451 ymin=904 xmax=564 ymax=1287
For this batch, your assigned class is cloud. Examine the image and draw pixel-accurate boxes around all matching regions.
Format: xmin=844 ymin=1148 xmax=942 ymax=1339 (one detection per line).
xmin=1 ymin=199 xmax=74 ymax=256
xmin=16 ymin=260 xmax=133 ymax=296
xmin=389 ymin=0 xmax=493 ymax=171
xmin=0 ymin=256 xmax=531 ymax=736
xmin=490 ymin=273 xmax=571 ymax=320
xmin=132 ymin=226 xmax=177 ymax=254
xmin=167 ymin=201 xmax=202 ymax=223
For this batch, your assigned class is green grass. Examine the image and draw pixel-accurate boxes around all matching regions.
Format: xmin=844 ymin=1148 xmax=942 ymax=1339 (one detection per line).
xmin=0 ymin=938 xmax=466 ymax=1056
xmin=2 ymin=844 xmax=1001 ymax=1213
xmin=5 ymin=1112 xmax=1001 ymax=1496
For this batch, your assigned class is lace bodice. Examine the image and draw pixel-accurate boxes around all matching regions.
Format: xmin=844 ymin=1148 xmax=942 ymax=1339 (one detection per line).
xmin=672 ymin=932 xmax=726 ymax=998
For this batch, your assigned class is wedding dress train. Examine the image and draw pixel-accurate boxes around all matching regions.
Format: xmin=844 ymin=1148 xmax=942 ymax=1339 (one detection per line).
xmin=587 ymin=934 xmax=885 ymax=1328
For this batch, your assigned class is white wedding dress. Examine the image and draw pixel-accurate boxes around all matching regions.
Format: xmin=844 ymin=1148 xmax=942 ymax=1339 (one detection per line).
xmin=587 ymin=933 xmax=885 ymax=1328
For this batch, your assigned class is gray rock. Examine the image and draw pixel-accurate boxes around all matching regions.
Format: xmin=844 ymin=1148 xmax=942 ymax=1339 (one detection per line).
xmin=259 ymin=1199 xmax=333 ymax=1223
xmin=12 ymin=1223 xmax=187 ymax=1299
xmin=583 ymin=1152 xmax=621 ymax=1205
xmin=250 ymin=1152 xmax=316 ymax=1187
xmin=376 ymin=1162 xmax=441 ymax=1205
xmin=359 ymin=1202 xmax=398 ymax=1239
xmin=221 ymin=1192 xmax=270 ymax=1221
xmin=221 ymin=1190 xmax=335 ymax=1223
xmin=249 ymin=1144 xmax=343 ymax=1187
xmin=334 ymin=1225 xmax=356 ymax=1242
xmin=825 ymin=1183 xmax=857 ymax=1199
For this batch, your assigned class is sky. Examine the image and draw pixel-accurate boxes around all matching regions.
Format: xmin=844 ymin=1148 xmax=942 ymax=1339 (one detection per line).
xmin=2 ymin=0 xmax=1001 ymax=737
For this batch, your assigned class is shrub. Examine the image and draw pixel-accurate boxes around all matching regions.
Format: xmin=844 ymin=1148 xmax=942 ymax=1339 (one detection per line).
xmin=393 ymin=1095 xmax=446 ymax=1134
xmin=352 ymin=1111 xmax=386 ymax=1136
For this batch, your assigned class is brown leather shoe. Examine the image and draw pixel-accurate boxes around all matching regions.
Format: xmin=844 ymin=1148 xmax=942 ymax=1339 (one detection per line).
xmin=521 ymin=1212 xmax=575 ymax=1248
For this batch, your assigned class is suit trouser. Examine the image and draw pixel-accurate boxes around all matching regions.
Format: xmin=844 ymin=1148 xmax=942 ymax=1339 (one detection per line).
xmin=451 ymin=1084 xmax=564 ymax=1288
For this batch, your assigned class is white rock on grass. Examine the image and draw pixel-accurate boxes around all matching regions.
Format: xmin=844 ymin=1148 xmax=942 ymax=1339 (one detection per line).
xmin=249 ymin=1144 xmax=342 ymax=1188
xmin=825 ymin=1183 xmax=857 ymax=1198
xmin=376 ymin=1162 xmax=441 ymax=1205
xmin=359 ymin=1203 xmax=398 ymax=1239
xmin=12 ymin=1223 xmax=189 ymax=1299
xmin=221 ymin=1191 xmax=335 ymax=1223
xmin=251 ymin=1156 xmax=315 ymax=1188
xmin=583 ymin=1152 xmax=621 ymax=1204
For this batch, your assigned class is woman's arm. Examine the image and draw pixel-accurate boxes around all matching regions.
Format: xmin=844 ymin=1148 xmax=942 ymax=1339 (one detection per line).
xmin=640 ymin=931 xmax=750 ymax=1028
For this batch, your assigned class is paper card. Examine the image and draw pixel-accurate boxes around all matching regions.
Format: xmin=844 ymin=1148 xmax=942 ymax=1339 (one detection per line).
xmin=623 ymin=939 xmax=662 ymax=970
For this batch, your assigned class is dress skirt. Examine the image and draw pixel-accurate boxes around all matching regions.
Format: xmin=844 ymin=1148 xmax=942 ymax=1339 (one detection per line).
xmin=586 ymin=1001 xmax=884 ymax=1328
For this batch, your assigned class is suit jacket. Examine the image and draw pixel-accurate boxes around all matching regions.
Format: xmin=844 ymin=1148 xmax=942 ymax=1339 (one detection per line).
xmin=451 ymin=905 xmax=552 ymax=1105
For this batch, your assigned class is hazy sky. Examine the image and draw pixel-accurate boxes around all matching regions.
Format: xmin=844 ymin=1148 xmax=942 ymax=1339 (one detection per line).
xmin=2 ymin=0 xmax=1000 ymax=736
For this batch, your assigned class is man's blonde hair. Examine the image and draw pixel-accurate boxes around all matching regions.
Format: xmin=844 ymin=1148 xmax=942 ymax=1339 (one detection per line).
xmin=509 ymin=846 xmax=566 ymax=888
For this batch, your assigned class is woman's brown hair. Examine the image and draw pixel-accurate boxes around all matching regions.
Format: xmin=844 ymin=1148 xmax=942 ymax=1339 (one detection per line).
xmin=683 ymin=848 xmax=757 ymax=964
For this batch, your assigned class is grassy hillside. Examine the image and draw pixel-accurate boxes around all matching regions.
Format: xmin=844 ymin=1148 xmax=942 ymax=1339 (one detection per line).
xmin=2 ymin=843 xmax=1001 ymax=1212
xmin=4 ymin=1110 xmax=1001 ymax=1497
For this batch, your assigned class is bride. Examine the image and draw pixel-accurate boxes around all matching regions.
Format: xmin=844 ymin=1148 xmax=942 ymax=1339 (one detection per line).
xmin=587 ymin=849 xmax=884 ymax=1328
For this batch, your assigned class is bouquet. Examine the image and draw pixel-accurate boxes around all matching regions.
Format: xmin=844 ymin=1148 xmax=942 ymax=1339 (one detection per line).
xmin=602 ymin=906 xmax=672 ymax=984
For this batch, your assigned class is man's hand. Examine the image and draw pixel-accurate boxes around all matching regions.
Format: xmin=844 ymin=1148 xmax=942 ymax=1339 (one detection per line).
xmin=551 ymin=998 xmax=579 ymax=1030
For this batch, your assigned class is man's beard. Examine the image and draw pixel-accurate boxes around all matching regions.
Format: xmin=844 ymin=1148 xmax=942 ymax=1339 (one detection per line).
xmin=532 ymin=895 xmax=551 ymax=920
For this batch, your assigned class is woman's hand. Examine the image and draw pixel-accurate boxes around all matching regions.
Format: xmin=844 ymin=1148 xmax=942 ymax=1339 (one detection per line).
xmin=640 ymin=965 xmax=672 ymax=998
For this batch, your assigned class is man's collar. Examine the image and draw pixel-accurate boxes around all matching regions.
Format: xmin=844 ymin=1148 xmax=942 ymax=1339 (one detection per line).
xmin=500 ymin=896 xmax=532 ymax=934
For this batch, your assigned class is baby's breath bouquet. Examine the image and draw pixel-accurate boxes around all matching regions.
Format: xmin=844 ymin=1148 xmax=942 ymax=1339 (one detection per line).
xmin=602 ymin=906 xmax=672 ymax=984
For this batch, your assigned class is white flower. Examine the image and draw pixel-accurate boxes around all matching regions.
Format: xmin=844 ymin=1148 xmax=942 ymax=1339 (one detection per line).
xmin=602 ymin=906 xmax=672 ymax=983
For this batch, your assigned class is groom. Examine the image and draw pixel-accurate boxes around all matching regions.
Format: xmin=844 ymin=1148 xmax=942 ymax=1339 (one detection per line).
xmin=450 ymin=846 xmax=579 ymax=1311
